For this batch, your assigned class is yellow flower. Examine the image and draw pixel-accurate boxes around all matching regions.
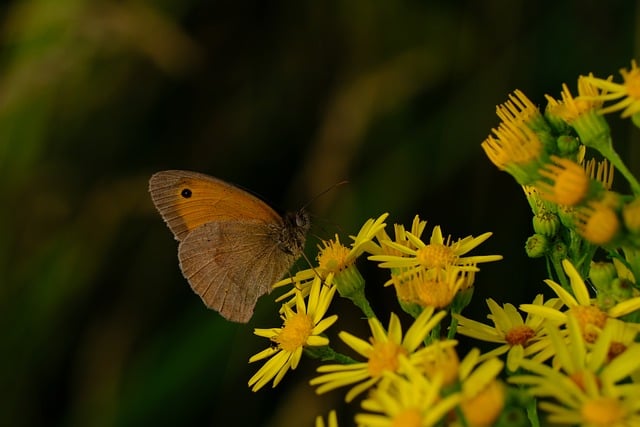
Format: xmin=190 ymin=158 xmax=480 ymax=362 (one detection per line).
xmin=248 ymin=276 xmax=338 ymax=391
xmin=454 ymin=295 xmax=563 ymax=371
xmin=495 ymin=89 xmax=546 ymax=130
xmin=370 ymin=221 xmax=502 ymax=282
xmin=583 ymin=59 xmax=640 ymax=117
xmin=602 ymin=318 xmax=640 ymax=363
xmin=389 ymin=266 xmax=469 ymax=310
xmin=575 ymin=201 xmax=621 ymax=245
xmin=460 ymin=379 xmax=506 ymax=427
xmin=355 ymin=355 xmax=461 ymax=427
xmin=546 ymin=76 xmax=606 ymax=123
xmin=418 ymin=342 xmax=461 ymax=387
xmin=546 ymin=78 xmax=612 ymax=154
xmin=481 ymin=122 xmax=545 ymax=185
xmin=368 ymin=214 xmax=428 ymax=257
xmin=535 ymin=155 xmax=590 ymax=206
xmin=309 ymin=308 xmax=453 ymax=402
xmin=520 ymin=259 xmax=640 ymax=343
xmin=510 ymin=315 xmax=640 ymax=426
xmin=455 ymin=348 xmax=506 ymax=427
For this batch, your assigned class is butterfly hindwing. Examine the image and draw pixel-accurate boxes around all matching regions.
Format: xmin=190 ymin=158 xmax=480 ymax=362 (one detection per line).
xmin=177 ymin=221 xmax=296 ymax=322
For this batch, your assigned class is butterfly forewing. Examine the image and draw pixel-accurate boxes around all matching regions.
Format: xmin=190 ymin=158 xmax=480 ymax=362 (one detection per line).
xmin=149 ymin=170 xmax=282 ymax=241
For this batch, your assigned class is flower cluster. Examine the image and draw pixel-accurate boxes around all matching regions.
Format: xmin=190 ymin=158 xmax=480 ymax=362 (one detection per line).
xmin=468 ymin=59 xmax=640 ymax=425
xmin=249 ymin=212 xmax=504 ymax=425
xmin=240 ymin=60 xmax=640 ymax=426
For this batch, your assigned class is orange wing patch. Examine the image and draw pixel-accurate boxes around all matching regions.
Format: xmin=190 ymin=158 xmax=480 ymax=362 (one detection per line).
xmin=149 ymin=170 xmax=282 ymax=241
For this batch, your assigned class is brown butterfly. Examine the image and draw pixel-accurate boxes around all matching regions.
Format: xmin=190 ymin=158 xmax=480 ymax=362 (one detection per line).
xmin=149 ymin=170 xmax=310 ymax=323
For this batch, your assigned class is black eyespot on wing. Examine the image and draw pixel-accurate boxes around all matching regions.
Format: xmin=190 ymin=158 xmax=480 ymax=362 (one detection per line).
xmin=181 ymin=188 xmax=192 ymax=198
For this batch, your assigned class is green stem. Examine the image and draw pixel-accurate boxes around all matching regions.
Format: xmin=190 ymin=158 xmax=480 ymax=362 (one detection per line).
xmin=353 ymin=297 xmax=376 ymax=319
xmin=426 ymin=322 xmax=441 ymax=345
xmin=454 ymin=405 xmax=469 ymax=427
xmin=526 ymin=397 xmax=540 ymax=427
xmin=601 ymin=144 xmax=640 ymax=195
xmin=549 ymin=255 xmax=569 ymax=291
xmin=448 ymin=315 xmax=459 ymax=339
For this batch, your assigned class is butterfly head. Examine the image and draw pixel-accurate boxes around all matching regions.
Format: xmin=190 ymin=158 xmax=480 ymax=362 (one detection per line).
xmin=277 ymin=209 xmax=310 ymax=256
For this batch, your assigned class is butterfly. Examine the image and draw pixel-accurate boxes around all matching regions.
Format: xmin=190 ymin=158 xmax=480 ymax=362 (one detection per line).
xmin=149 ymin=170 xmax=310 ymax=323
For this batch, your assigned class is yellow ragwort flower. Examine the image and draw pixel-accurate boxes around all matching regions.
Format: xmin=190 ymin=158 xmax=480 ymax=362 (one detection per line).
xmin=548 ymin=76 xmax=606 ymax=123
xmin=535 ymin=155 xmax=590 ymax=206
xmin=309 ymin=308 xmax=453 ymax=402
xmin=454 ymin=348 xmax=506 ymax=427
xmin=370 ymin=222 xmax=501 ymax=282
xmin=368 ymin=214 xmax=428 ymax=258
xmin=520 ymin=260 xmax=640 ymax=344
xmin=389 ymin=266 xmax=470 ymax=310
xmin=510 ymin=315 xmax=640 ymax=426
xmin=481 ymin=122 xmax=545 ymax=184
xmin=455 ymin=294 xmax=564 ymax=371
xmin=496 ymin=89 xmax=548 ymax=131
xmin=575 ymin=201 xmax=621 ymax=245
xmin=355 ymin=355 xmax=461 ymax=427
xmin=602 ymin=318 xmax=640 ymax=363
xmin=583 ymin=59 xmax=640 ymax=117
xmin=248 ymin=276 xmax=338 ymax=391
xmin=546 ymin=77 xmax=613 ymax=153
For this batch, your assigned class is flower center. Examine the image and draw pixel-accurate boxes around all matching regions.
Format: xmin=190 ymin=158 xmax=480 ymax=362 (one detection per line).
xmin=624 ymin=68 xmax=640 ymax=99
xmin=578 ymin=203 xmax=620 ymax=245
xmin=367 ymin=340 xmax=407 ymax=377
xmin=421 ymin=345 xmax=459 ymax=386
xmin=274 ymin=313 xmax=313 ymax=352
xmin=570 ymin=305 xmax=608 ymax=343
xmin=581 ymin=397 xmax=625 ymax=425
xmin=317 ymin=240 xmax=351 ymax=275
xmin=413 ymin=272 xmax=457 ymax=309
xmin=538 ymin=157 xmax=589 ymax=206
xmin=461 ymin=380 xmax=505 ymax=427
xmin=608 ymin=341 xmax=627 ymax=362
xmin=570 ymin=371 xmax=601 ymax=392
xmin=417 ymin=244 xmax=455 ymax=269
xmin=391 ymin=408 xmax=421 ymax=427
xmin=505 ymin=325 xmax=536 ymax=346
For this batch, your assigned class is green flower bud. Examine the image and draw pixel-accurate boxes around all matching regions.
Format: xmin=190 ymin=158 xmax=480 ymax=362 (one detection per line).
xmin=550 ymin=240 xmax=568 ymax=262
xmin=589 ymin=261 xmax=616 ymax=292
xmin=596 ymin=292 xmax=617 ymax=312
xmin=525 ymin=234 xmax=549 ymax=258
xmin=532 ymin=212 xmax=560 ymax=237
xmin=334 ymin=264 xmax=374 ymax=318
xmin=557 ymin=204 xmax=576 ymax=228
xmin=611 ymin=278 xmax=638 ymax=300
xmin=556 ymin=135 xmax=580 ymax=156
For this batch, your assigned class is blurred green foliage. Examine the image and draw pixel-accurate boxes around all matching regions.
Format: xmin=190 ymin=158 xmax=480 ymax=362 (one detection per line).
xmin=0 ymin=1 xmax=638 ymax=426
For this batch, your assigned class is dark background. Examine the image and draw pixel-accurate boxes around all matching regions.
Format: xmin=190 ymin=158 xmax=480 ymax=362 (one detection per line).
xmin=1 ymin=1 xmax=639 ymax=426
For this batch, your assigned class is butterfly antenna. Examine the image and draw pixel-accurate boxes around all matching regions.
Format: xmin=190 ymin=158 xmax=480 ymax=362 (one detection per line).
xmin=300 ymin=180 xmax=349 ymax=211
